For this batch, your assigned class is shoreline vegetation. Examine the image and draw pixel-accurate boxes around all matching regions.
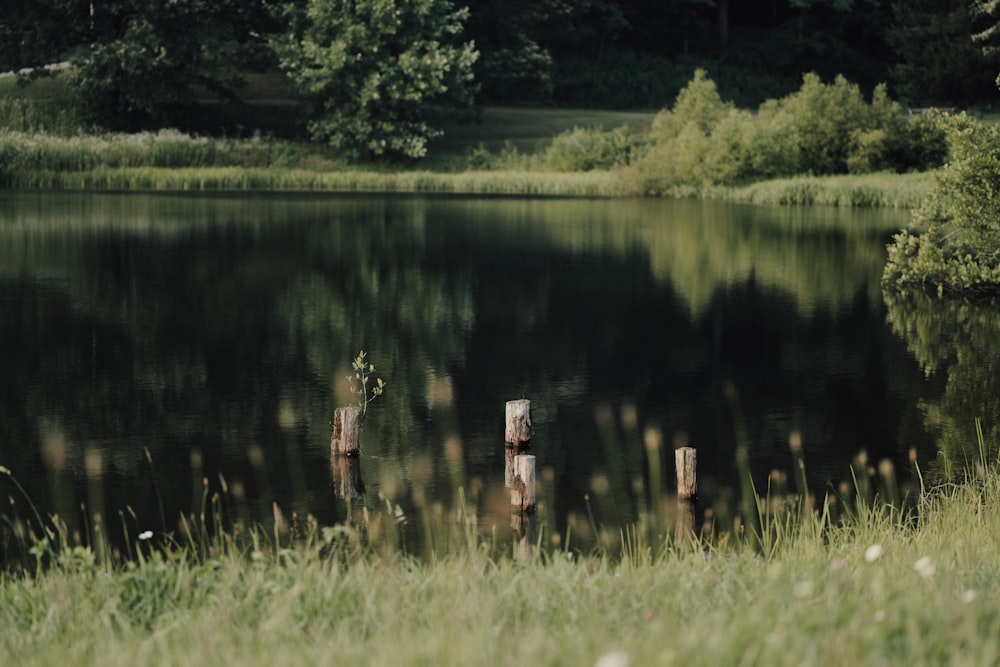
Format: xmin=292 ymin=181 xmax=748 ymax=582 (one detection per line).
xmin=0 ymin=162 xmax=936 ymax=207
xmin=0 ymin=71 xmax=950 ymax=208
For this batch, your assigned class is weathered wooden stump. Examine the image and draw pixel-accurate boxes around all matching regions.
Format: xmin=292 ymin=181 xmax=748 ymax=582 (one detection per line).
xmin=330 ymin=406 xmax=362 ymax=456
xmin=505 ymin=399 xmax=532 ymax=448
xmin=510 ymin=454 xmax=536 ymax=511
xmin=675 ymin=446 xmax=697 ymax=499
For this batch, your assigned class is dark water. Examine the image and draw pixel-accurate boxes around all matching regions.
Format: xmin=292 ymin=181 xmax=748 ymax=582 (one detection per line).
xmin=0 ymin=192 xmax=993 ymax=552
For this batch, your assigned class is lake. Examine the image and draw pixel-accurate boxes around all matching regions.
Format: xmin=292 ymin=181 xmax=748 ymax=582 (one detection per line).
xmin=1 ymin=192 xmax=995 ymax=555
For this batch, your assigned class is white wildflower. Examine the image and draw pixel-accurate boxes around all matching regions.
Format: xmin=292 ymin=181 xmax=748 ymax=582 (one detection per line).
xmin=864 ymin=544 xmax=883 ymax=562
xmin=913 ymin=556 xmax=935 ymax=578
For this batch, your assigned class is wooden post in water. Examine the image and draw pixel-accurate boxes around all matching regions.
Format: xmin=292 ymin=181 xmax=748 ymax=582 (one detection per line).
xmin=504 ymin=399 xmax=531 ymax=488
xmin=511 ymin=454 xmax=536 ymax=512
xmin=331 ymin=406 xmax=362 ymax=456
xmin=505 ymin=399 xmax=532 ymax=448
xmin=675 ymin=447 xmax=697 ymax=498
xmin=674 ymin=446 xmax=697 ymax=547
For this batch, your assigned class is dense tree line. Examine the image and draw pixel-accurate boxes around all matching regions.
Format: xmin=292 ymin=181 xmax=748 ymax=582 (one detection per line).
xmin=1 ymin=1 xmax=998 ymax=156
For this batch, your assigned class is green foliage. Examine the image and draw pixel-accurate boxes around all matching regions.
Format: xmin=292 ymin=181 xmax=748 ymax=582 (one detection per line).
xmin=0 ymin=99 xmax=86 ymax=135
xmin=464 ymin=140 xmax=532 ymax=170
xmin=68 ymin=0 xmax=273 ymax=131
xmin=274 ymin=0 xmax=478 ymax=160
xmin=627 ymin=71 xmax=948 ymax=195
xmin=883 ymin=114 xmax=1000 ymax=296
xmin=348 ymin=351 xmax=385 ymax=418
xmin=543 ymin=125 xmax=635 ymax=171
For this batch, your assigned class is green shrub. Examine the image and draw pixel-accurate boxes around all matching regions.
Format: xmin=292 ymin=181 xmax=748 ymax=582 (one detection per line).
xmin=543 ymin=125 xmax=635 ymax=172
xmin=464 ymin=140 xmax=533 ymax=171
xmin=883 ymin=114 xmax=1000 ymax=295
xmin=747 ymin=100 xmax=802 ymax=178
xmin=627 ymin=70 xmax=947 ymax=195
xmin=0 ymin=99 xmax=87 ymax=135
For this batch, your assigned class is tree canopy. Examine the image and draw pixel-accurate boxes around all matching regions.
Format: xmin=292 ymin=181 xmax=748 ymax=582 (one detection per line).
xmin=2 ymin=0 xmax=999 ymax=155
xmin=273 ymin=0 xmax=478 ymax=160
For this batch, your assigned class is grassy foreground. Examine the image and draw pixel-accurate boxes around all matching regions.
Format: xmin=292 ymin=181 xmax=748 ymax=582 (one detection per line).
xmin=2 ymin=469 xmax=999 ymax=667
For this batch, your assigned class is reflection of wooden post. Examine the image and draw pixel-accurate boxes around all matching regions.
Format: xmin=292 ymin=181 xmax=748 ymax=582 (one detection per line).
xmin=331 ymin=407 xmax=362 ymax=456
xmin=674 ymin=499 xmax=695 ymax=547
xmin=331 ymin=455 xmax=365 ymax=499
xmin=505 ymin=400 xmax=531 ymax=448
xmin=674 ymin=447 xmax=697 ymax=548
xmin=511 ymin=454 xmax=536 ymax=511
xmin=511 ymin=509 xmax=535 ymax=561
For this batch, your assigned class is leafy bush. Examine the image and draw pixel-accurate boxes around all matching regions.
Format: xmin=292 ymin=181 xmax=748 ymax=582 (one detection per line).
xmin=464 ymin=140 xmax=533 ymax=171
xmin=543 ymin=125 xmax=635 ymax=171
xmin=0 ymin=99 xmax=86 ymax=135
xmin=625 ymin=70 xmax=949 ymax=194
xmin=883 ymin=114 xmax=1000 ymax=295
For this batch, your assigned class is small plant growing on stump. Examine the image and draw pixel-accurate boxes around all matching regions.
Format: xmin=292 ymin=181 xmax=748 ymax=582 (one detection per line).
xmin=349 ymin=350 xmax=385 ymax=418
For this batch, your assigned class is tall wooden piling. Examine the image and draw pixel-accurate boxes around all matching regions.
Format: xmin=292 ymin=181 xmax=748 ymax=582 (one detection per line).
xmin=510 ymin=454 xmax=536 ymax=511
xmin=331 ymin=406 xmax=362 ymax=456
xmin=675 ymin=447 xmax=697 ymax=499
xmin=674 ymin=446 xmax=697 ymax=547
xmin=505 ymin=399 xmax=532 ymax=448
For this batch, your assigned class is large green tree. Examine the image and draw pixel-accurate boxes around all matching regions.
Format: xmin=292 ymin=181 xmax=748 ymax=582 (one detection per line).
xmin=275 ymin=0 xmax=478 ymax=160
xmin=68 ymin=0 xmax=274 ymax=130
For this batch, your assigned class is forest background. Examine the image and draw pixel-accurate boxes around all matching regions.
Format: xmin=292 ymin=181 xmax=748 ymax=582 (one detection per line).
xmin=3 ymin=0 xmax=998 ymax=143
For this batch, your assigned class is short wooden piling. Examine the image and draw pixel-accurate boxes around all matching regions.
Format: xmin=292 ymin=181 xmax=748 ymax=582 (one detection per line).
xmin=510 ymin=454 xmax=536 ymax=511
xmin=505 ymin=399 xmax=532 ymax=448
xmin=674 ymin=446 xmax=697 ymax=547
xmin=675 ymin=447 xmax=697 ymax=499
xmin=331 ymin=406 xmax=362 ymax=456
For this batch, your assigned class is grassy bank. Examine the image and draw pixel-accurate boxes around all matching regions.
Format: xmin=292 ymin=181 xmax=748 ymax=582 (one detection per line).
xmin=0 ymin=125 xmax=932 ymax=203
xmin=2 ymin=165 xmax=632 ymax=197
xmin=1 ymin=466 xmax=998 ymax=666
xmin=717 ymin=171 xmax=937 ymax=209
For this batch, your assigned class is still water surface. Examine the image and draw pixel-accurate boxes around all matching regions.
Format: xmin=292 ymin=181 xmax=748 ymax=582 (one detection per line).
xmin=1 ymin=192 xmax=992 ymax=550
